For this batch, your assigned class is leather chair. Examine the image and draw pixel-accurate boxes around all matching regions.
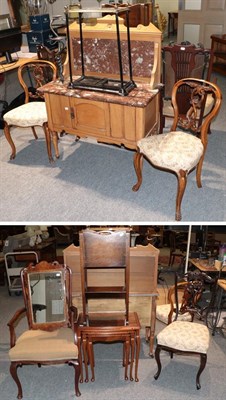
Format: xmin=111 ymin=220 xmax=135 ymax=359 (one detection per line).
xmin=154 ymin=271 xmax=214 ymax=389
xmin=132 ymin=78 xmax=222 ymax=221
xmin=3 ymin=60 xmax=57 ymax=162
xmin=7 ymin=260 xmax=81 ymax=399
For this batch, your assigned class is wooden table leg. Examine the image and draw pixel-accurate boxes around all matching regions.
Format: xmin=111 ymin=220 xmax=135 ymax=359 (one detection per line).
xmin=149 ymin=296 xmax=157 ymax=357
xmin=129 ymin=335 xmax=135 ymax=381
xmin=135 ymin=330 xmax=140 ymax=382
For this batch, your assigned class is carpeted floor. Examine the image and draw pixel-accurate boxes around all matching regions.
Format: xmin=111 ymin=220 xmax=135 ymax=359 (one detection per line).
xmin=0 ymin=127 xmax=226 ymax=222
xmin=0 ymin=284 xmax=225 ymax=400
xmin=0 ymin=72 xmax=225 ymax=223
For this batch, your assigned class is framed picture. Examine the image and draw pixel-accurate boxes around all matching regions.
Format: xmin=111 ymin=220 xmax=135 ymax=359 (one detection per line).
xmin=0 ymin=14 xmax=12 ymax=31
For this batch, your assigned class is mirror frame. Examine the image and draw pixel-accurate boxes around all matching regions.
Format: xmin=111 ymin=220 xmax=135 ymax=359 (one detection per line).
xmin=21 ymin=261 xmax=71 ymax=331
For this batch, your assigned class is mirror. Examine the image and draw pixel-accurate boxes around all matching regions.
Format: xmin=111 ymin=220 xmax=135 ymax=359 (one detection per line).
xmin=28 ymin=270 xmax=66 ymax=324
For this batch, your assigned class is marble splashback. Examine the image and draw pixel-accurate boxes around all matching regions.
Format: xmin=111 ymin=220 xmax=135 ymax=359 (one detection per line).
xmin=72 ymin=38 xmax=155 ymax=78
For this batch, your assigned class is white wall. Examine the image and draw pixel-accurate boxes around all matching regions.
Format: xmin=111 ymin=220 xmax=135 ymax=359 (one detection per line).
xmin=0 ymin=0 xmax=10 ymax=14
xmin=156 ymin=0 xmax=178 ymax=21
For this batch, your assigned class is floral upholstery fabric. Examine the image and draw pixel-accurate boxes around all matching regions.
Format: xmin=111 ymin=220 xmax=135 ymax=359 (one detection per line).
xmin=137 ymin=131 xmax=204 ymax=173
xmin=3 ymin=102 xmax=47 ymax=127
xmin=157 ymin=321 xmax=210 ymax=353
xmin=9 ymin=328 xmax=78 ymax=361
xmin=156 ymin=303 xmax=192 ymax=324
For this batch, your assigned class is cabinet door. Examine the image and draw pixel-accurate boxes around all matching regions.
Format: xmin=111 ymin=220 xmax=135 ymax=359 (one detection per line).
xmin=45 ymin=93 xmax=73 ymax=132
xmin=70 ymin=98 xmax=110 ymax=136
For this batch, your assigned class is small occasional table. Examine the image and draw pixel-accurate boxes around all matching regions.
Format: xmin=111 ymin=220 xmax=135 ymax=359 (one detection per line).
xmin=78 ymin=311 xmax=141 ymax=383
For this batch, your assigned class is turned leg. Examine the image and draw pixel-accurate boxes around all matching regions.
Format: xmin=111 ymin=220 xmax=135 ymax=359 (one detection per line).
xmin=51 ymin=130 xmax=60 ymax=159
xmin=10 ymin=362 xmax=23 ymax=399
xmin=154 ymin=345 xmax=162 ymax=380
xmin=3 ymin=123 xmax=16 ymax=160
xmin=132 ymin=150 xmax=143 ymax=192
xmin=69 ymin=360 xmax=81 ymax=397
xmin=175 ymin=170 xmax=187 ymax=221
xmin=43 ymin=122 xmax=54 ymax=162
xmin=196 ymin=353 xmax=207 ymax=390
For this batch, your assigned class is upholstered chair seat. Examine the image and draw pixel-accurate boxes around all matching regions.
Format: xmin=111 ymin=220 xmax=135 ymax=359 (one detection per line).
xmin=137 ymin=131 xmax=203 ymax=173
xmin=3 ymin=102 xmax=47 ymax=128
xmin=8 ymin=328 xmax=78 ymax=362
xmin=157 ymin=321 xmax=210 ymax=353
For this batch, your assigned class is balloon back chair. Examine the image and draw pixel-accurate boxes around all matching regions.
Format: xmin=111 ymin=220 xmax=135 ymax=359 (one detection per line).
xmin=132 ymin=78 xmax=222 ymax=221
xmin=3 ymin=60 xmax=57 ymax=162
xmin=154 ymin=271 xmax=214 ymax=389
xmin=7 ymin=260 xmax=81 ymax=399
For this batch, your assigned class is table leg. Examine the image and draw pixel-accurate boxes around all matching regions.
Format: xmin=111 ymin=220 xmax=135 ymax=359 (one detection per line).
xmin=129 ymin=335 xmax=135 ymax=381
xmin=149 ymin=296 xmax=157 ymax=357
xmin=135 ymin=330 xmax=140 ymax=382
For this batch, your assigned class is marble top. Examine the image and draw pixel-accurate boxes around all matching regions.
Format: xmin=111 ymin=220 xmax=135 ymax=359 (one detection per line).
xmin=39 ymin=78 xmax=159 ymax=108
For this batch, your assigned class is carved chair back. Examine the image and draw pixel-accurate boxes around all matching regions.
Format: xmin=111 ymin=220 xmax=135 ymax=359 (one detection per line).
xmin=18 ymin=59 xmax=57 ymax=103
xmin=168 ymin=271 xmax=214 ymax=323
xmin=171 ymin=78 xmax=222 ymax=135
xmin=163 ymin=43 xmax=210 ymax=99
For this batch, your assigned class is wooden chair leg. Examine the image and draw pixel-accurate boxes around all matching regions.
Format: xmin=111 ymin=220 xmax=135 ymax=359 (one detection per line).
xmin=154 ymin=345 xmax=162 ymax=380
xmin=196 ymin=353 xmax=207 ymax=390
xmin=196 ymin=155 xmax=205 ymax=188
xmin=132 ymin=151 xmax=143 ymax=192
xmin=43 ymin=122 xmax=54 ymax=162
xmin=10 ymin=362 xmax=23 ymax=399
xmin=175 ymin=170 xmax=187 ymax=221
xmin=31 ymin=126 xmax=38 ymax=140
xmin=3 ymin=122 xmax=16 ymax=160
xmin=69 ymin=360 xmax=81 ymax=397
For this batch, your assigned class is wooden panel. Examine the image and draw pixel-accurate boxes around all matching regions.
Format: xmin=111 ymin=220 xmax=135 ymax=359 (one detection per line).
xmin=109 ymin=103 xmax=125 ymax=139
xmin=45 ymin=93 xmax=72 ymax=132
xmin=70 ymin=98 xmax=110 ymax=135
xmin=63 ymin=244 xmax=159 ymax=296
xmin=178 ymin=0 xmax=226 ymax=47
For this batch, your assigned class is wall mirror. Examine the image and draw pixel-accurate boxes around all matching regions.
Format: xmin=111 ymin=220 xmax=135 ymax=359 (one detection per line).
xmin=28 ymin=270 xmax=67 ymax=325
